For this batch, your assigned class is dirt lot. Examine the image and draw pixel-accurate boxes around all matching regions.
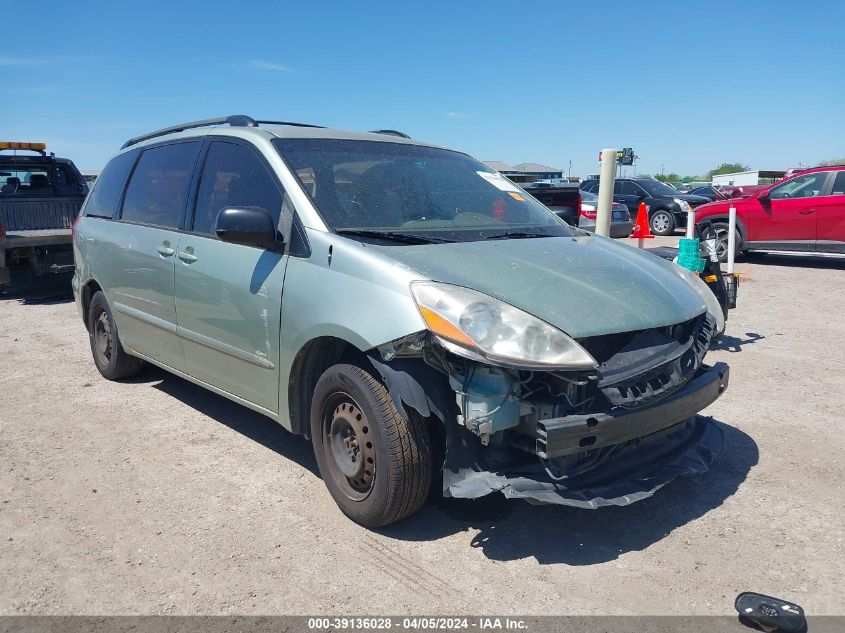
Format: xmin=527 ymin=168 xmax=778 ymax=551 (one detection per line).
xmin=1 ymin=240 xmax=843 ymax=616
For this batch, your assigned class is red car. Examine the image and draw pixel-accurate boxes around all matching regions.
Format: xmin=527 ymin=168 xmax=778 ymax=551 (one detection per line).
xmin=695 ymin=166 xmax=845 ymax=261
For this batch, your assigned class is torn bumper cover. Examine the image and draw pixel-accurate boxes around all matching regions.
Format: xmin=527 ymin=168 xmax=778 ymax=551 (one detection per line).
xmin=370 ymin=354 xmax=729 ymax=510
xmin=445 ymin=414 xmax=725 ymax=509
xmin=537 ymin=362 xmax=728 ymax=459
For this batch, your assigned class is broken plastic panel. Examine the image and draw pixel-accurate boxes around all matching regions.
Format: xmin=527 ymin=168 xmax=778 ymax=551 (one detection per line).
xmin=735 ymin=592 xmax=807 ymax=633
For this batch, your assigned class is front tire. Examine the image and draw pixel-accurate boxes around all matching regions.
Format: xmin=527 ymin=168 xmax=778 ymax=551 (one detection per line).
xmin=710 ymin=222 xmax=742 ymax=263
xmin=88 ymin=291 xmax=143 ymax=380
xmin=650 ymin=209 xmax=676 ymax=236
xmin=310 ymin=363 xmax=432 ymax=527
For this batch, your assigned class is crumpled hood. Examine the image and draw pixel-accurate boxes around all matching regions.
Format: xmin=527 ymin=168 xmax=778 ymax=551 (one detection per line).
xmin=371 ymin=234 xmax=708 ymax=338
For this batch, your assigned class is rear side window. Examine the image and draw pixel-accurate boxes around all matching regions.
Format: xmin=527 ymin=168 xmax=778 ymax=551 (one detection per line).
xmin=84 ymin=149 xmax=139 ymax=218
xmin=192 ymin=141 xmax=283 ymax=235
xmin=121 ymin=142 xmax=199 ymax=228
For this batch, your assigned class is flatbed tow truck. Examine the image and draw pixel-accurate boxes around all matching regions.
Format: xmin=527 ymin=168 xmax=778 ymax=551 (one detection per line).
xmin=0 ymin=141 xmax=88 ymax=294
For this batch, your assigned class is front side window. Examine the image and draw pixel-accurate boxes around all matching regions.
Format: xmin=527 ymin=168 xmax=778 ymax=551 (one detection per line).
xmin=770 ymin=172 xmax=829 ymax=200
xmin=120 ymin=142 xmax=199 ymax=228
xmin=192 ymin=142 xmax=283 ymax=236
xmin=638 ymin=179 xmax=681 ymax=197
xmin=273 ymin=139 xmax=574 ymax=243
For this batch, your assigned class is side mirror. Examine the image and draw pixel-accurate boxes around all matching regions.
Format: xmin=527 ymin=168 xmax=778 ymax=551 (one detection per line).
xmin=215 ymin=207 xmax=280 ymax=250
xmin=757 ymin=190 xmax=771 ymax=204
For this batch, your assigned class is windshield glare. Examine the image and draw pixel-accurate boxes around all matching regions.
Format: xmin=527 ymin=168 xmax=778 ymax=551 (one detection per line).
xmin=273 ymin=138 xmax=575 ymax=243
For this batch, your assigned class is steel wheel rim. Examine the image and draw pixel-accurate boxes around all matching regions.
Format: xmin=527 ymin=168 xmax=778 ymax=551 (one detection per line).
xmin=321 ymin=392 xmax=375 ymax=501
xmin=93 ymin=309 xmax=113 ymax=366
xmin=653 ymin=213 xmax=670 ymax=233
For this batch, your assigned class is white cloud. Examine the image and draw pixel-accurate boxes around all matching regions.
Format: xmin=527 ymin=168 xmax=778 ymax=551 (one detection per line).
xmin=446 ymin=111 xmax=472 ymax=119
xmin=248 ymin=59 xmax=291 ymax=72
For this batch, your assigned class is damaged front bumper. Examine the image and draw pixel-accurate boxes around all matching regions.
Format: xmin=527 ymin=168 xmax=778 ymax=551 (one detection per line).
xmin=537 ymin=363 xmax=729 ymax=459
xmin=443 ymin=413 xmax=725 ymax=509
xmin=370 ymin=313 xmax=730 ymax=510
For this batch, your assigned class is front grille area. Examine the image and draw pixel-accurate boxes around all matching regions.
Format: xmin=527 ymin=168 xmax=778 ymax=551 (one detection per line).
xmin=595 ymin=313 xmax=716 ymax=409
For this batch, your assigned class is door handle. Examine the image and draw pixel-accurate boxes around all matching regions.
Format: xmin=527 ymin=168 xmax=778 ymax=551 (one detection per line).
xmin=177 ymin=249 xmax=198 ymax=264
xmin=156 ymin=243 xmax=175 ymax=257
xmin=798 ymin=209 xmax=815 ymax=215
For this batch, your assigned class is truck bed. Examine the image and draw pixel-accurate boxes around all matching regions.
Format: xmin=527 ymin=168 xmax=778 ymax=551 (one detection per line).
xmin=0 ymin=196 xmax=83 ymax=232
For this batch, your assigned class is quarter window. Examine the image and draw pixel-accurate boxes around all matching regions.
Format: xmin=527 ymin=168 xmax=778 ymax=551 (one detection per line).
xmin=83 ymin=149 xmax=139 ymax=218
xmin=121 ymin=142 xmax=199 ymax=228
xmin=192 ymin=142 xmax=283 ymax=236
xmin=831 ymin=172 xmax=845 ymax=196
xmin=770 ymin=172 xmax=829 ymax=200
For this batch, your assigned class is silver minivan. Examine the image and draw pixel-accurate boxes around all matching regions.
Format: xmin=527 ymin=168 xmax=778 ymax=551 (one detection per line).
xmin=73 ymin=116 xmax=729 ymax=526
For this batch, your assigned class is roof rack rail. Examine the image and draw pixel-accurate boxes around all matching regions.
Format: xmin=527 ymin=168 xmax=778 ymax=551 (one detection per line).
xmin=369 ymin=129 xmax=411 ymax=139
xmin=256 ymin=120 xmax=325 ymax=129
xmin=121 ymin=115 xmax=258 ymax=149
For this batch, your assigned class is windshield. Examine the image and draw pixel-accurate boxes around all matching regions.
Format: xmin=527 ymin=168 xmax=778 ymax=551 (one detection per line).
xmin=638 ymin=179 xmax=682 ymax=197
xmin=273 ymin=139 xmax=575 ymax=243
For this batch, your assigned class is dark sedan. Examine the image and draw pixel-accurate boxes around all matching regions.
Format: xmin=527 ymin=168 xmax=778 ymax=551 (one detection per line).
xmin=580 ymin=178 xmax=710 ymax=235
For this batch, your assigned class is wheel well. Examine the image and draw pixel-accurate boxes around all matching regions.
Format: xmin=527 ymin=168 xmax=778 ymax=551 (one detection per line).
xmin=81 ymin=280 xmax=102 ymax=331
xmin=287 ymin=336 xmax=366 ymax=437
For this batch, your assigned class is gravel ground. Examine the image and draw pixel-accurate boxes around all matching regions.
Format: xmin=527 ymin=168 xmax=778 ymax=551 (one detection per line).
xmin=1 ymin=240 xmax=843 ymax=616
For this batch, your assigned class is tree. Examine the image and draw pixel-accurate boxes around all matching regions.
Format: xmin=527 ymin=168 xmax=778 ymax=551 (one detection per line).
xmin=655 ymin=173 xmax=680 ymax=183
xmin=818 ymin=158 xmax=845 ymax=166
xmin=708 ymin=162 xmax=750 ymax=177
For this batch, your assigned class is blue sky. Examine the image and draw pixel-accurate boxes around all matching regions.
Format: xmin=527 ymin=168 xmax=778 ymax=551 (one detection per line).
xmin=2 ymin=0 xmax=843 ymax=176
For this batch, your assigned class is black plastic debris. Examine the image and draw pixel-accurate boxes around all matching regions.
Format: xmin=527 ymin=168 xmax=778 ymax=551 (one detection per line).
xmin=735 ymin=592 xmax=807 ymax=633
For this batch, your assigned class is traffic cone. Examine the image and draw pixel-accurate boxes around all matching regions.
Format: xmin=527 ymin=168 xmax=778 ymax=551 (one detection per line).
xmin=629 ymin=202 xmax=654 ymax=244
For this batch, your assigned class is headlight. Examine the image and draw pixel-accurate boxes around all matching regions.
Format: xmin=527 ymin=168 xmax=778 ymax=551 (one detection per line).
xmin=410 ymin=281 xmax=597 ymax=370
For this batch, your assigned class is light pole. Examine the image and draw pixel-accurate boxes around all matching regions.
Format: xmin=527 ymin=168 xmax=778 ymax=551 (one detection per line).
xmin=596 ymin=148 xmax=617 ymax=237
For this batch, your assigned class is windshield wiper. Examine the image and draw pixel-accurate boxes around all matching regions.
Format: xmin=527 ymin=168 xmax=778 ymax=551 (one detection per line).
xmin=335 ymin=229 xmax=452 ymax=244
xmin=481 ymin=231 xmax=550 ymax=240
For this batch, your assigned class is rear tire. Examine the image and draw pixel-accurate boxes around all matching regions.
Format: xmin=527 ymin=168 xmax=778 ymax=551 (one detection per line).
xmin=650 ymin=209 xmax=676 ymax=236
xmin=310 ymin=363 xmax=432 ymax=527
xmin=88 ymin=291 xmax=143 ymax=380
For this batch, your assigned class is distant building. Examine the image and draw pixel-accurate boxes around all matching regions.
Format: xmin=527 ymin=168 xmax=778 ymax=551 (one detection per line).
xmin=711 ymin=170 xmax=786 ymax=187
xmin=482 ymin=161 xmax=514 ymax=173
xmin=483 ymin=161 xmax=563 ymax=184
